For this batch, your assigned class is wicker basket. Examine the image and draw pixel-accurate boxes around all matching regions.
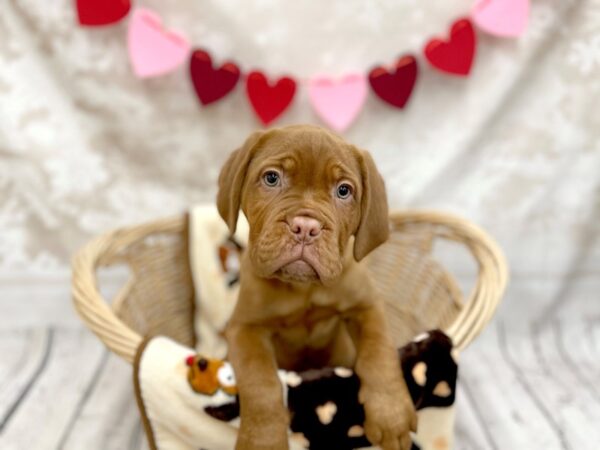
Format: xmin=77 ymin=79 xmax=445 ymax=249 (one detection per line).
xmin=72 ymin=210 xmax=508 ymax=364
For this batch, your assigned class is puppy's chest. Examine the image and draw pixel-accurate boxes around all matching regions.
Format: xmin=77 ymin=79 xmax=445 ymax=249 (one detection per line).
xmin=274 ymin=293 xmax=344 ymax=346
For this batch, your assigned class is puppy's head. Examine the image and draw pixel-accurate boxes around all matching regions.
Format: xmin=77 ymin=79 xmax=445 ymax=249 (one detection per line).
xmin=217 ymin=125 xmax=388 ymax=285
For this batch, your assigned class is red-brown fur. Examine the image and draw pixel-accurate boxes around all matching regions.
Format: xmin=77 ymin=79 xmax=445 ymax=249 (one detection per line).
xmin=217 ymin=125 xmax=416 ymax=450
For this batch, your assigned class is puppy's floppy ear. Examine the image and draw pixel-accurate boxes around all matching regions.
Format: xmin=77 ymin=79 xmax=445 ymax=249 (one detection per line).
xmin=353 ymin=149 xmax=389 ymax=261
xmin=217 ymin=131 xmax=265 ymax=234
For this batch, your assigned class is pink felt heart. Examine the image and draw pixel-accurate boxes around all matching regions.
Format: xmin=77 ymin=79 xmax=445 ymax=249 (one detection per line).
xmin=472 ymin=0 xmax=529 ymax=38
xmin=127 ymin=8 xmax=190 ymax=78
xmin=308 ymin=74 xmax=368 ymax=132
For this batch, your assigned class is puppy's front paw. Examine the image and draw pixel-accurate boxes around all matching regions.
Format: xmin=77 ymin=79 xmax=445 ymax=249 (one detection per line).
xmin=361 ymin=384 xmax=417 ymax=450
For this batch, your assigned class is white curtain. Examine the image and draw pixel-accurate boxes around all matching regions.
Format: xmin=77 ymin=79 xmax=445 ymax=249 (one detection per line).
xmin=1 ymin=0 xmax=598 ymax=326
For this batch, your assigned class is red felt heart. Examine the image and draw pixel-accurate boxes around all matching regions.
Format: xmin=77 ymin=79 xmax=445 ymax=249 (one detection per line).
xmin=368 ymin=55 xmax=418 ymax=109
xmin=76 ymin=0 xmax=131 ymax=26
xmin=246 ymin=72 xmax=296 ymax=126
xmin=424 ymin=18 xmax=476 ymax=76
xmin=190 ymin=50 xmax=241 ymax=106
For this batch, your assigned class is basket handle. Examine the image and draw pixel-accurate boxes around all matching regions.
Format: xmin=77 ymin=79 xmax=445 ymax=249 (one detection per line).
xmin=73 ymin=212 xmax=507 ymax=361
xmin=71 ymin=217 xmax=186 ymax=363
xmin=390 ymin=210 xmax=509 ymax=351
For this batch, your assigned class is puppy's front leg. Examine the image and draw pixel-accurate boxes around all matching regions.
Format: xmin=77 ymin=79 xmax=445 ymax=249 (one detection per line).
xmin=226 ymin=324 xmax=289 ymax=450
xmin=346 ymin=303 xmax=417 ymax=450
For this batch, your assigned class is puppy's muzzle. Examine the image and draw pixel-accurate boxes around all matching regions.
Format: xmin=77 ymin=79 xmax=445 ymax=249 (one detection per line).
xmin=287 ymin=215 xmax=322 ymax=244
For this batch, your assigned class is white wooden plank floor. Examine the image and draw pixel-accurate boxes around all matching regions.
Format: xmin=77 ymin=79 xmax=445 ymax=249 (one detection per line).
xmin=0 ymin=275 xmax=598 ymax=450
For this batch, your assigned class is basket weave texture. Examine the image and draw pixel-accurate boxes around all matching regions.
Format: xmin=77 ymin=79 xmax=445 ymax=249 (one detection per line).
xmin=72 ymin=210 xmax=508 ymax=363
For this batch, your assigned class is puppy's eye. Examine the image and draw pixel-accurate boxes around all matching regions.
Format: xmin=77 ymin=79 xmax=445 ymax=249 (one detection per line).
xmin=263 ymin=171 xmax=280 ymax=187
xmin=336 ymin=183 xmax=352 ymax=199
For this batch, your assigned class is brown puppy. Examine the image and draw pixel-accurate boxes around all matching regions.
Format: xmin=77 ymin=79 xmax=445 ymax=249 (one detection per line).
xmin=217 ymin=125 xmax=416 ymax=450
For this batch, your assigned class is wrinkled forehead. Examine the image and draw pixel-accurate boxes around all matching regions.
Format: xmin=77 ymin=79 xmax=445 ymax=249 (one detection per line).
xmin=251 ymin=129 xmax=362 ymax=182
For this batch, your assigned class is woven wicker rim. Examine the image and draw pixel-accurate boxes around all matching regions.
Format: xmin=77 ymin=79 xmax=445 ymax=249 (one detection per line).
xmin=72 ymin=210 xmax=508 ymax=363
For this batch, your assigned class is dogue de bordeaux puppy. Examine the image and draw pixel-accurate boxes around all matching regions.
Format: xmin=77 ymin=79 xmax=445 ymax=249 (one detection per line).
xmin=217 ymin=125 xmax=417 ymax=450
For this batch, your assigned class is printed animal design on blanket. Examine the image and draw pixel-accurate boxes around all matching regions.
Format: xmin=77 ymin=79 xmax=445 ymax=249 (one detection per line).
xmin=185 ymin=330 xmax=456 ymax=449
xmin=185 ymin=355 xmax=237 ymax=396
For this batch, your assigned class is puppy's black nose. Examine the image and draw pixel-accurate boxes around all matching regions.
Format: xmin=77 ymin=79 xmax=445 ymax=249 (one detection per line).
xmin=197 ymin=358 xmax=209 ymax=371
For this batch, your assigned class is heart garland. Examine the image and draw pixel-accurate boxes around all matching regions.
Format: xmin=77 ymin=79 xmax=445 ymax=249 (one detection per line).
xmin=424 ymin=18 xmax=476 ymax=76
xmin=368 ymin=55 xmax=418 ymax=109
xmin=246 ymin=72 xmax=297 ymax=126
xmin=127 ymin=8 xmax=190 ymax=78
xmin=76 ymin=1 xmax=530 ymax=131
xmin=308 ymin=75 xmax=368 ymax=132
xmin=190 ymin=50 xmax=241 ymax=106
xmin=472 ymin=0 xmax=529 ymax=38
xmin=76 ymin=0 xmax=131 ymax=26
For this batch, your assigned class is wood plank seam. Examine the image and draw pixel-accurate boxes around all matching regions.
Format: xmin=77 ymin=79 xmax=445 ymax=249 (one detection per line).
xmin=0 ymin=328 xmax=53 ymax=434
xmin=458 ymin=378 xmax=499 ymax=450
xmin=497 ymin=322 xmax=570 ymax=450
xmin=553 ymin=321 xmax=600 ymax=405
xmin=55 ymin=349 xmax=110 ymax=450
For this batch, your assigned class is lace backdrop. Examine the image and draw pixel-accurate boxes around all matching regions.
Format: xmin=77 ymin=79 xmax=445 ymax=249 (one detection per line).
xmin=1 ymin=0 xmax=599 ymax=290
